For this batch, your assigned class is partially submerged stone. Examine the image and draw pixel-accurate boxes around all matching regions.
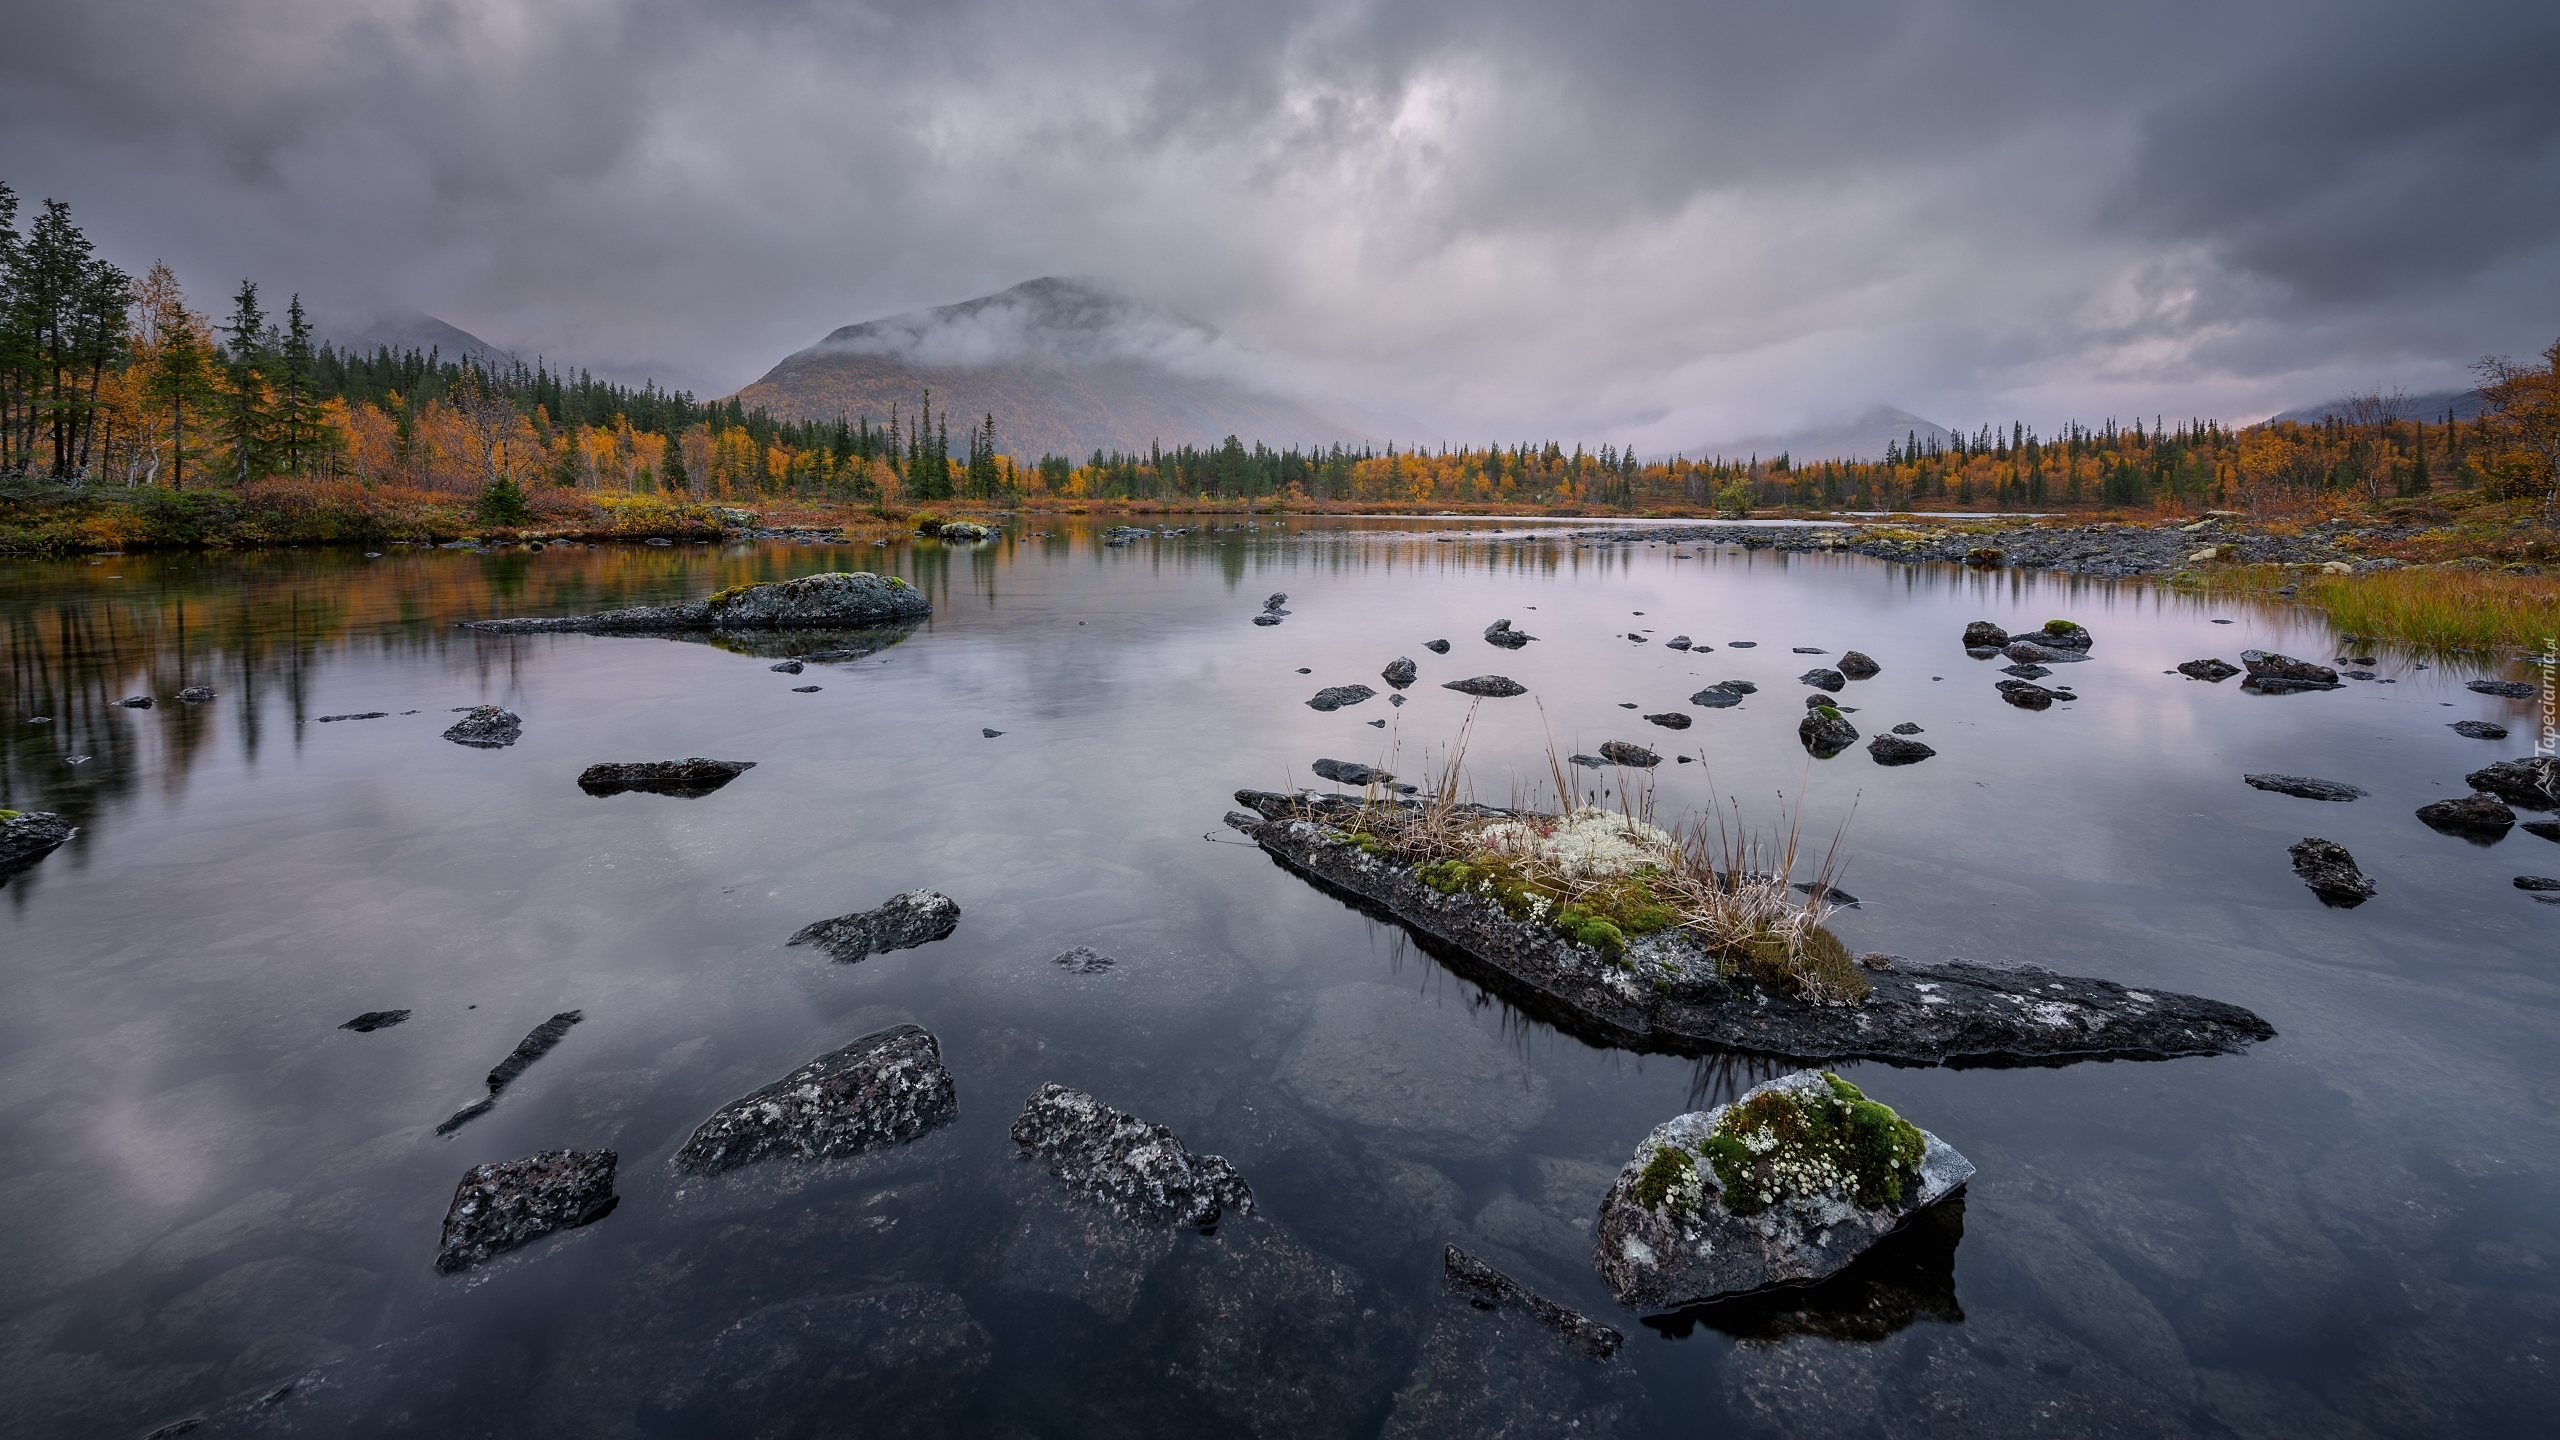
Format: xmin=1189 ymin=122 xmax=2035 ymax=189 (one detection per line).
xmin=2467 ymin=679 xmax=2537 ymax=699
xmin=435 ymin=1149 xmax=618 ymax=1272
xmin=2289 ymin=838 xmax=2375 ymax=905
xmin=1443 ymin=1245 xmax=1621 ymax=1360
xmin=442 ymin=705 xmax=521 ymax=747
xmin=787 ymin=889 xmax=962 ymax=962
xmin=1379 ymin=1250 xmax=1638 ymax=1439
xmin=1591 ymin=1071 xmax=1972 ymax=1310
xmin=1837 ymin=650 xmax=1880 ymax=678
xmin=1961 ymin=621 xmax=2008 ymax=648
xmin=1799 ymin=667 xmax=1846 ymax=692
xmin=439 ymin=1010 xmax=584 ymax=1133
xmin=2450 ymin=720 xmax=2508 ymax=739
xmin=1691 ymin=680 xmax=1755 ymax=708
xmin=1799 ymin=710 xmax=1858 ymax=757
xmin=2178 ymin=658 xmax=2241 ymax=681
xmin=1444 ymin=675 xmax=1527 ymax=697
xmin=1307 ymin=684 xmax=1377 ymax=712
xmin=461 ymin=571 xmax=930 ymax=633
xmin=175 ymin=685 xmax=216 ymax=703
xmin=1644 ymin=711 xmax=1693 ymax=729
xmin=1424 ymin=638 xmax=1451 ymax=653
xmin=673 ymin=1024 xmax=957 ymax=1174
xmin=1312 ymin=758 xmax=1394 ymax=786
xmin=2033 ymin=620 xmax=2092 ymax=649
xmin=2467 ymin=757 xmax=2558 ymax=808
xmin=2417 ymin=793 xmax=2515 ymax=836
xmin=1053 ymin=945 xmax=1115 ymax=973
xmin=1380 ymin=658 xmax=1419 ymax=690
xmin=1009 ymin=1083 xmax=1253 ymax=1227
xmin=2241 ymin=650 xmax=2341 ymax=692
xmin=1483 ymin=618 xmax=1535 ymax=649
xmin=340 ymin=1009 xmax=410 ymax=1032
xmin=577 ymin=757 xmax=756 ymax=797
xmin=0 ymin=811 xmax=75 ymax=882
xmin=1868 ymin=735 xmax=1934 ymax=766
xmin=2002 ymin=640 xmax=2085 ymax=665
xmin=1597 ymin=740 xmax=1660 ymax=767
xmin=1997 ymin=679 xmax=2064 ymax=710
xmin=2244 ymin=773 xmax=2367 ymax=802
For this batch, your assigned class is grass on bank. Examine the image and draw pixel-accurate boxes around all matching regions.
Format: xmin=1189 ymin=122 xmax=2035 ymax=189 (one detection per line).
xmin=2196 ymin=564 xmax=2560 ymax=656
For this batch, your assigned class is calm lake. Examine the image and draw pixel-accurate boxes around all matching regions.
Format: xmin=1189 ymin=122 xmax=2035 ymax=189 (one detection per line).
xmin=2 ymin=518 xmax=2552 ymax=1439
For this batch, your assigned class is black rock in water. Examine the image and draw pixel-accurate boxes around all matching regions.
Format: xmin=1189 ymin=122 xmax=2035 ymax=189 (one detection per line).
xmin=1799 ymin=710 xmax=1858 ymax=757
xmin=315 ymin=712 xmax=388 ymax=723
xmin=1009 ymin=1083 xmax=1253 ymax=1226
xmin=1598 ymin=740 xmax=1660 ymax=767
xmin=1962 ymin=621 xmax=2009 ymax=648
xmin=673 ymin=1024 xmax=957 ymax=1174
xmin=1424 ymin=638 xmax=1451 ymax=653
xmin=2467 ymin=757 xmax=2559 ymax=808
xmin=1803 ymin=694 xmax=1857 ymax=711
xmin=983 ymin=728 xmax=1004 ymax=737
xmin=1252 ymin=613 xmax=1282 ymax=626
xmin=2241 ymin=650 xmax=2342 ymax=691
xmin=2178 ymin=658 xmax=2242 ymax=681
xmin=1483 ymin=619 xmax=1535 ymax=649
xmin=117 ymin=695 xmax=154 ymax=709
xmin=461 ymin=571 xmax=930 ymax=633
xmin=2002 ymin=663 xmax=2053 ymax=679
xmin=2245 ymin=773 xmax=2368 ymax=802
xmin=2033 ymin=621 xmax=2093 ymax=650
xmin=1382 ymin=657 xmax=1418 ymax=689
xmin=2518 ymin=876 xmax=2560 ymax=892
xmin=1382 ymin=1249 xmax=1639 ymax=1439
xmin=1445 ymin=1246 xmax=1621 ymax=1361
xmin=2417 ymin=793 xmax=2515 ymax=836
xmin=435 ymin=1149 xmax=618 ymax=1272
xmin=2289 ymin=838 xmax=2375 ymax=905
xmin=2527 ymin=821 xmax=2560 ymax=843
xmin=1891 ymin=722 xmax=1923 ymax=734
xmin=1666 ymin=636 xmax=1692 ymax=650
xmin=1868 ymin=735 xmax=1935 ymax=765
xmin=1728 ymin=640 xmax=1757 ymax=648
xmin=1264 ymin=592 xmax=1288 ymax=613
xmin=1792 ymin=646 xmax=1827 ymax=655
xmin=2468 ymin=679 xmax=2538 ymax=698
xmin=577 ymin=758 xmax=756 ymax=797
xmin=2002 ymin=640 xmax=2086 ymax=665
xmin=1997 ymin=679 xmax=2060 ymax=709
xmin=1644 ymin=711 xmax=1693 ymax=729
xmin=483 ymin=1010 xmax=583 ymax=1097
xmin=0 ymin=811 xmax=75 ymax=881
xmin=175 ymin=685 xmax=216 ymax=703
xmin=441 ymin=705 xmax=522 ymax=747
xmin=1800 ymin=668 xmax=1846 ymax=691
xmin=1054 ymin=945 xmax=1115 ymax=974
xmin=788 ymin=889 xmax=962 ymax=962
xmin=340 ymin=1010 xmax=410 ymax=1032
xmin=1307 ymin=684 xmax=1378 ymax=711
xmin=769 ymin=660 xmax=804 ymax=673
xmin=1313 ymin=758 xmax=1395 ymax=786
xmin=2451 ymin=720 xmax=2509 ymax=739
xmin=1390 ymin=695 xmax=1406 ymax=707
xmin=1443 ymin=675 xmax=1527 ymax=697
xmin=1838 ymin=650 xmax=1880 ymax=678
xmin=1689 ymin=682 xmax=1749 ymax=708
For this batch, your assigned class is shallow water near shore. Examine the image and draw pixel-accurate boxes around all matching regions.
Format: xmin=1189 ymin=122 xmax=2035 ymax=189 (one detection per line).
xmin=2 ymin=518 xmax=2553 ymax=1439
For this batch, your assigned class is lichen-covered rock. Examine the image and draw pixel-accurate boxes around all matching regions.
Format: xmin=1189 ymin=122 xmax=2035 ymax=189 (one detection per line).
xmin=1837 ymin=651 xmax=1880 ymax=678
xmin=1591 ymin=1071 xmax=1971 ymax=1310
xmin=674 ymin=1024 xmax=957 ymax=1174
xmin=461 ymin=571 xmax=930 ymax=633
xmin=2241 ymin=650 xmax=2341 ymax=691
xmin=2178 ymin=657 xmax=2241 ymax=681
xmin=2288 ymin=838 xmax=2374 ymax=905
xmin=1597 ymin=740 xmax=1660 ymax=767
xmin=1799 ymin=667 xmax=1846 ymax=691
xmin=1307 ymin=684 xmax=1377 ymax=711
xmin=1312 ymin=758 xmax=1394 ymax=786
xmin=787 ymin=889 xmax=961 ymax=962
xmin=2245 ymin=773 xmax=2367 ymax=802
xmin=1444 ymin=675 xmax=1527 ymax=697
xmin=0 ymin=811 xmax=75 ymax=881
xmin=1868 ymin=735 xmax=1934 ymax=766
xmin=2467 ymin=757 xmax=2558 ymax=808
xmin=1009 ymin=1083 xmax=1254 ymax=1227
xmin=2417 ymin=793 xmax=2516 ymax=836
xmin=1799 ymin=710 xmax=1858 ymax=757
xmin=1382 ymin=657 xmax=1418 ymax=689
xmin=1961 ymin=621 xmax=2008 ymax=648
xmin=442 ymin=705 xmax=521 ymax=747
xmin=435 ymin=1149 xmax=618 ymax=1272
xmin=577 ymin=757 xmax=756 ymax=797
xmin=1483 ymin=619 xmax=1535 ymax=649
xmin=936 ymin=519 xmax=993 ymax=541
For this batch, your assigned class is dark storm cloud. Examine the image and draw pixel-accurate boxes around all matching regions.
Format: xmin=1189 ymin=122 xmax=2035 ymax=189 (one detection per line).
xmin=2 ymin=0 xmax=2550 ymax=443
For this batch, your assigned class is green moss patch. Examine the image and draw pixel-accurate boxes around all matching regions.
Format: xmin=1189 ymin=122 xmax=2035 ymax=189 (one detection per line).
xmin=1695 ymin=1073 xmax=1926 ymax=1217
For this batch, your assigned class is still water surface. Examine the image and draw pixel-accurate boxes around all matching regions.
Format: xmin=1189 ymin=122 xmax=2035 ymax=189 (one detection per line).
xmin=2 ymin=521 xmax=2553 ymax=1438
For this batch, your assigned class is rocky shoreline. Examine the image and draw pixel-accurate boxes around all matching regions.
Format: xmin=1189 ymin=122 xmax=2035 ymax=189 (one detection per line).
xmin=1572 ymin=514 xmax=2429 ymax=579
xmin=459 ymin=570 xmax=930 ymax=633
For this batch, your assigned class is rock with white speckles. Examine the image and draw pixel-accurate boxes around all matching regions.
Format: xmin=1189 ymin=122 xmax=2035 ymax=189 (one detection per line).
xmin=674 ymin=1024 xmax=957 ymax=1174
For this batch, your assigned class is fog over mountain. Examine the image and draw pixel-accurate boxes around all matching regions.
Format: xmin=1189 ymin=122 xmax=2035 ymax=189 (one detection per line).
xmin=4 ymin=0 xmax=2552 ymax=449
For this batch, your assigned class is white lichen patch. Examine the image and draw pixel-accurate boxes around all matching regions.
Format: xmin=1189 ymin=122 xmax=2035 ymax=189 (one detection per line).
xmin=1474 ymin=807 xmax=1676 ymax=880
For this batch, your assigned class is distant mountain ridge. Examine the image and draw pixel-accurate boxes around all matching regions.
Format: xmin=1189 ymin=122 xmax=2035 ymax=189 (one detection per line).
xmin=2267 ymin=388 xmax=2485 ymax=425
xmin=730 ymin=278 xmax=1372 ymax=459
xmin=315 ymin=306 xmax=514 ymax=365
xmin=1694 ymin=405 xmax=1956 ymax=464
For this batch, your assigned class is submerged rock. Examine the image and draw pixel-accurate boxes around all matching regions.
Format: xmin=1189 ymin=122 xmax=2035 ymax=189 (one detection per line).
xmin=1307 ymin=684 xmax=1378 ymax=711
xmin=1837 ymin=651 xmax=1880 ymax=678
xmin=1053 ymin=945 xmax=1116 ymax=974
xmin=2450 ymin=720 xmax=2508 ymax=739
xmin=2241 ymin=650 xmax=2342 ymax=691
xmin=441 ymin=705 xmax=522 ymax=747
xmin=435 ymin=1149 xmax=618 ymax=1272
xmin=1313 ymin=758 xmax=1395 ymax=786
xmin=1264 ymin=592 xmax=1288 ymax=613
xmin=2467 ymin=679 xmax=2538 ymax=698
xmin=461 ymin=571 xmax=930 ymax=632
xmin=340 ymin=1009 xmax=410 ymax=1032
xmin=1009 ymin=1083 xmax=1253 ymax=1227
xmin=1598 ymin=741 xmax=1660 ymax=767
xmin=1234 ymin=796 xmax=2275 ymax=1063
xmin=2244 ymin=773 xmax=2368 ymax=802
xmin=2288 ymin=838 xmax=2375 ymax=905
xmin=0 ymin=811 xmax=75 ymax=881
xmin=1382 ymin=657 xmax=1418 ymax=689
xmin=2527 ymin=820 xmax=2560 ymax=843
xmin=2002 ymin=640 xmax=2085 ymax=665
xmin=577 ymin=758 xmax=756 ymax=797
xmin=2467 ymin=757 xmax=2559 ymax=808
xmin=643 ymin=1286 xmax=989 ymax=1436
xmin=1252 ymin=613 xmax=1283 ymax=626
xmin=1444 ymin=675 xmax=1527 ymax=697
xmin=1961 ymin=621 xmax=2009 ymax=648
xmin=2002 ymin=663 xmax=2053 ymax=679
xmin=1643 ymin=711 xmax=1693 ymax=730
xmin=1799 ymin=710 xmax=1858 ymax=757
xmin=1799 ymin=668 xmax=1846 ymax=692
xmin=1592 ymin=1071 xmax=1972 ymax=1310
xmin=1379 ymin=1250 xmax=1637 ymax=1440
xmin=2418 ymin=792 xmax=2517 ymax=836
xmin=1442 ymin=1245 xmax=1621 ymax=1360
xmin=314 ymin=712 xmax=388 ymax=722
xmin=176 ymin=685 xmax=216 ymax=703
xmin=787 ymin=889 xmax=962 ymax=962
xmin=1424 ymin=638 xmax=1451 ymax=654
xmin=1484 ymin=619 xmax=1536 ymax=649
xmin=673 ymin=1024 xmax=957 ymax=1174
xmin=1868 ymin=735 xmax=1935 ymax=766
xmin=2178 ymin=658 xmax=2241 ymax=681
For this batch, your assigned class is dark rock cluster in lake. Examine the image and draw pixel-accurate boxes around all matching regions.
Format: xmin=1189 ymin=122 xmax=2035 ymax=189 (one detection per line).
xmin=2467 ymin=757 xmax=2557 ymax=807
xmin=2241 ymin=650 xmax=2341 ymax=692
xmin=2178 ymin=658 xmax=2242 ymax=681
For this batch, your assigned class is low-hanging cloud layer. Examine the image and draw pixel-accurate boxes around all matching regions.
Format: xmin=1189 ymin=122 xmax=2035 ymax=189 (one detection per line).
xmin=5 ymin=0 xmax=2553 ymax=448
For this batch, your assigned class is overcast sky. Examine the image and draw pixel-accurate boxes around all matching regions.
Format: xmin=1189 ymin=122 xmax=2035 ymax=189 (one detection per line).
xmin=5 ymin=0 xmax=2554 ymax=447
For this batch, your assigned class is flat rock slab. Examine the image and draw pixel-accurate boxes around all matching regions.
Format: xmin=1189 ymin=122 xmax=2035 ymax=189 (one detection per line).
xmin=2468 ymin=757 xmax=2558 ymax=808
xmin=2178 ymin=658 xmax=2241 ymax=681
xmin=2450 ymin=720 xmax=2509 ymax=739
xmin=1380 ymin=1249 xmax=1638 ymax=1440
xmin=642 ymin=1286 xmax=988 ymax=1435
xmin=442 ymin=705 xmax=521 ymax=747
xmin=1277 ymin=981 xmax=1553 ymax=1159
xmin=2289 ymin=838 xmax=2375 ymax=905
xmin=440 ymin=1010 xmax=583 ymax=1133
xmin=1997 ymin=679 xmax=2071 ymax=709
xmin=2418 ymin=793 xmax=2515 ymax=835
xmin=461 ymin=571 xmax=930 ymax=632
xmin=788 ymin=889 xmax=961 ymax=962
xmin=2241 ymin=650 xmax=2341 ymax=691
xmin=1312 ymin=758 xmax=1393 ymax=786
xmin=674 ymin=1023 xmax=957 ymax=1174
xmin=1010 ymin=1083 xmax=1254 ymax=1227
xmin=340 ymin=1009 xmax=410 ymax=1032
xmin=577 ymin=757 xmax=756 ymax=797
xmin=1592 ymin=1071 xmax=1972 ymax=1310
xmin=2002 ymin=641 xmax=2085 ymax=665
xmin=2244 ymin=773 xmax=2367 ymax=802
xmin=1444 ymin=1245 xmax=1622 ymax=1359
xmin=435 ymin=1148 xmax=618 ymax=1272
xmin=2468 ymin=679 xmax=2538 ymax=698
xmin=1444 ymin=675 xmax=1527 ymax=697
xmin=1053 ymin=945 xmax=1116 ymax=974
xmin=1236 ymin=799 xmax=2275 ymax=1064
xmin=0 ymin=811 xmax=75 ymax=881
xmin=1307 ymin=684 xmax=1377 ymax=711
xmin=1869 ymin=736 xmax=1935 ymax=766
xmin=1598 ymin=740 xmax=1660 ymax=767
